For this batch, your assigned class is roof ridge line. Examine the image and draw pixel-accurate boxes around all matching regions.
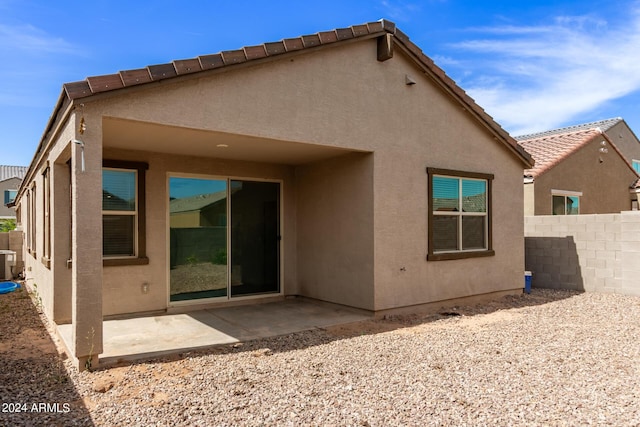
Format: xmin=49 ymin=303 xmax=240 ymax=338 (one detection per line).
xmin=515 ymin=117 xmax=623 ymax=141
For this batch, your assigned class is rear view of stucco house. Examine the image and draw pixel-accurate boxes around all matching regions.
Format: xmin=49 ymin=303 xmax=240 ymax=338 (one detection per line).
xmin=517 ymin=118 xmax=640 ymax=215
xmin=0 ymin=165 xmax=27 ymax=219
xmin=14 ymin=20 xmax=533 ymax=370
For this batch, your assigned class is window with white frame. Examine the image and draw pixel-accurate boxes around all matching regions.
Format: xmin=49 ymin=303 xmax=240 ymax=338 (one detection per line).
xmin=427 ymin=168 xmax=494 ymax=261
xmin=103 ymin=168 xmax=137 ymax=257
xmin=551 ymin=190 xmax=581 ymax=215
xmin=633 ymin=160 xmax=640 ymax=174
xmin=102 ymin=160 xmax=148 ymax=265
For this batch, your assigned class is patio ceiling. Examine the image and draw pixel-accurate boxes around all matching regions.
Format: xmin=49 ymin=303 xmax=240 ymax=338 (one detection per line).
xmin=102 ymin=117 xmax=361 ymax=165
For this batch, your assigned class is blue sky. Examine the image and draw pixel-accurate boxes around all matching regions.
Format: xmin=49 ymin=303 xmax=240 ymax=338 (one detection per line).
xmin=2 ymin=0 xmax=640 ymax=166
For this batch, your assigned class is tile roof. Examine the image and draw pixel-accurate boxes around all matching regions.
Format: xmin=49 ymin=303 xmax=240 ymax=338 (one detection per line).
xmin=0 ymin=165 xmax=27 ymax=182
xmin=20 ymin=20 xmax=533 ymax=200
xmin=56 ymin=20 xmax=531 ymax=167
xmin=62 ymin=21 xmax=395 ymax=100
xmin=170 ymin=191 xmax=227 ymax=214
xmin=514 ymin=118 xmax=622 ymax=141
xmin=518 ymin=128 xmax=602 ymax=178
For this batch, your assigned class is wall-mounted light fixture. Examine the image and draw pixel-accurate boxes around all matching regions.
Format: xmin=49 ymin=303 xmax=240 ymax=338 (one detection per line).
xmin=599 ymin=140 xmax=608 ymax=154
xmin=72 ymin=139 xmax=85 ymax=172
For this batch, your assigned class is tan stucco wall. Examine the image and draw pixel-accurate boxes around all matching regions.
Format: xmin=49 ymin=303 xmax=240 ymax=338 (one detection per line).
xmin=19 ymin=120 xmax=76 ymax=324
xmin=23 ymin=35 xmax=528 ymax=318
xmin=0 ymin=177 xmax=21 ymax=218
xmin=295 ymin=152 xmax=374 ymax=310
xmin=524 ymin=182 xmax=535 ymax=216
xmin=606 ymin=121 xmax=640 ymax=165
xmin=533 ymin=137 xmax=637 ymax=215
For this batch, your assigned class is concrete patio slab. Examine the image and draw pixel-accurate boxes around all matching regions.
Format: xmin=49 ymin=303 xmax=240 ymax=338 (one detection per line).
xmin=57 ymin=299 xmax=370 ymax=366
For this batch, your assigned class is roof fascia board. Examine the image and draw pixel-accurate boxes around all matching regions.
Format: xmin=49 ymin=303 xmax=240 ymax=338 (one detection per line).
xmin=63 ymin=33 xmax=387 ymax=108
xmin=599 ymin=130 xmax=640 ymax=181
xmin=16 ymin=92 xmax=75 ymax=204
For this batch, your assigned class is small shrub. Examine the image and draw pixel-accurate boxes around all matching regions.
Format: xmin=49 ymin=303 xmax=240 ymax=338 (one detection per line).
xmin=211 ymin=248 xmax=227 ymax=265
xmin=0 ymin=219 xmax=16 ymax=232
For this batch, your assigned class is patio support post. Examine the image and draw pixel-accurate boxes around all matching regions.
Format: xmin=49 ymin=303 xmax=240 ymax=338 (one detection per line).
xmin=70 ymin=112 xmax=103 ymax=371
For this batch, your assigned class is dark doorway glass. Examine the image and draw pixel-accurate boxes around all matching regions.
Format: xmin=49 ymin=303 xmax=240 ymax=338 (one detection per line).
xmin=230 ymin=180 xmax=280 ymax=296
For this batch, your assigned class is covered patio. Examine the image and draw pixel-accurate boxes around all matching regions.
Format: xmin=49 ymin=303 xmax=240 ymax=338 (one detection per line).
xmin=57 ymin=298 xmax=370 ymax=366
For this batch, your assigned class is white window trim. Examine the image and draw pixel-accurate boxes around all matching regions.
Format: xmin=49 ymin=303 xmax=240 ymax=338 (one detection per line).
xmin=551 ymin=190 xmax=581 ymax=215
xmin=426 ymin=167 xmax=494 ymax=261
xmin=432 ymin=175 xmax=489 ymax=254
xmin=551 ymin=189 xmax=583 ymax=197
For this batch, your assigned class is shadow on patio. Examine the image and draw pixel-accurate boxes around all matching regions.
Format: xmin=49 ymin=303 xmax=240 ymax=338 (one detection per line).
xmin=59 ymin=288 xmax=580 ymax=370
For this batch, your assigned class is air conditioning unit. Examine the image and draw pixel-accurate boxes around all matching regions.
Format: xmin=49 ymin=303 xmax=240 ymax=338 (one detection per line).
xmin=0 ymin=250 xmax=16 ymax=280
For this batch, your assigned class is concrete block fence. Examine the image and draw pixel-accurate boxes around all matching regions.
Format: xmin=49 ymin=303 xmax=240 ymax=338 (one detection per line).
xmin=524 ymin=211 xmax=640 ymax=296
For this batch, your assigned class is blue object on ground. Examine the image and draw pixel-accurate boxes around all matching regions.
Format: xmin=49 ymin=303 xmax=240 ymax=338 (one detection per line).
xmin=524 ymin=271 xmax=532 ymax=294
xmin=0 ymin=281 xmax=20 ymax=294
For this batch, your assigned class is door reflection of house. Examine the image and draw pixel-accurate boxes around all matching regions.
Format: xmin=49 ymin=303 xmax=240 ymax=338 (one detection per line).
xmin=169 ymin=177 xmax=280 ymax=302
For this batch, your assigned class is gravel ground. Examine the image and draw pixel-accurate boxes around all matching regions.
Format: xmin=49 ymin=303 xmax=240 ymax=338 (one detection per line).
xmin=2 ymin=286 xmax=640 ymax=426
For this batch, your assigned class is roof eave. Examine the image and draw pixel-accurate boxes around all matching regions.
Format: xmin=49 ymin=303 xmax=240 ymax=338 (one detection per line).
xmin=15 ymin=88 xmax=75 ymax=205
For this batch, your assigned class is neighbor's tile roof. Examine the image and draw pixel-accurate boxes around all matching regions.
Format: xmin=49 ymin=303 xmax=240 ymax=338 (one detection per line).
xmin=518 ymin=128 xmax=602 ymax=178
xmin=0 ymin=165 xmax=27 ymax=182
xmin=515 ymin=118 xmax=622 ymax=141
xmin=169 ymin=190 xmax=227 ymax=214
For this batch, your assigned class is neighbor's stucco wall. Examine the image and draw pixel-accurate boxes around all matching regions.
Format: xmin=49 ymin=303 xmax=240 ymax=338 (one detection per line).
xmin=607 ymin=121 xmax=640 ymax=165
xmin=533 ymin=137 xmax=637 ymax=215
xmin=524 ymin=182 xmax=535 ymax=216
xmin=0 ymin=177 xmax=21 ymax=218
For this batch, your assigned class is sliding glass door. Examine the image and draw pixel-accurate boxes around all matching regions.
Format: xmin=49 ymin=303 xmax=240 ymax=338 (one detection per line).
xmin=169 ymin=177 xmax=280 ymax=302
xmin=169 ymin=177 xmax=228 ymax=301
xmin=230 ymin=180 xmax=280 ymax=296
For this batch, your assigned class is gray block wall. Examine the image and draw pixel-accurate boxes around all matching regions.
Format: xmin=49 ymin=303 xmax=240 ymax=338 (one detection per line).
xmin=524 ymin=212 xmax=640 ymax=296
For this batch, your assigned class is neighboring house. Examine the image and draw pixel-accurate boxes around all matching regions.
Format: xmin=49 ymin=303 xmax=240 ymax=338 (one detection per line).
xmin=14 ymin=20 xmax=533 ymax=370
xmin=0 ymin=165 xmax=28 ymax=219
xmin=517 ymin=118 xmax=640 ymax=215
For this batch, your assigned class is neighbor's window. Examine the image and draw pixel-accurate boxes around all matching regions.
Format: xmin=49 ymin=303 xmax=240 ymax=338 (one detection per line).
xmin=427 ymin=168 xmax=494 ymax=261
xmin=3 ymin=189 xmax=17 ymax=206
xmin=102 ymin=160 xmax=148 ymax=265
xmin=633 ymin=160 xmax=640 ymax=174
xmin=551 ymin=190 xmax=581 ymax=215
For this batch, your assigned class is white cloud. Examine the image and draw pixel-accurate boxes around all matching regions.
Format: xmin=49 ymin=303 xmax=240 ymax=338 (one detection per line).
xmin=447 ymin=5 xmax=640 ymax=135
xmin=0 ymin=24 xmax=78 ymax=55
xmin=0 ymin=24 xmax=83 ymax=107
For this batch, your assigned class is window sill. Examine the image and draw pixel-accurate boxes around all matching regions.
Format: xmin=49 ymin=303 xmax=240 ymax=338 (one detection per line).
xmin=427 ymin=250 xmax=495 ymax=261
xmin=103 ymin=257 xmax=149 ymax=267
xmin=41 ymin=257 xmax=51 ymax=269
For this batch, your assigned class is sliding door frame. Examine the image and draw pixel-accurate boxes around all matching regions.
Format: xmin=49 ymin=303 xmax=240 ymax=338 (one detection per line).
xmin=166 ymin=172 xmax=283 ymax=308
